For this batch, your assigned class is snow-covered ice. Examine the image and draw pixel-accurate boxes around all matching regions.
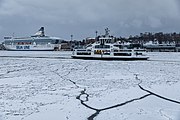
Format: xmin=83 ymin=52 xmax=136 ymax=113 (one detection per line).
xmin=0 ymin=51 xmax=180 ymax=120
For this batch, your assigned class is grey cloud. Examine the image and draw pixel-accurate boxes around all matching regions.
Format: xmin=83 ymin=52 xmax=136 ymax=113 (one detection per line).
xmin=0 ymin=0 xmax=180 ymax=40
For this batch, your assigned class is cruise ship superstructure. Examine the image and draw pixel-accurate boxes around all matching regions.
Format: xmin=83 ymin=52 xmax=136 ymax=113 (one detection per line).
xmin=3 ymin=27 xmax=62 ymax=51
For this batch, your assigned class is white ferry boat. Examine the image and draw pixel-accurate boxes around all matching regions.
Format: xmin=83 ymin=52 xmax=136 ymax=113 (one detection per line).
xmin=3 ymin=27 xmax=62 ymax=51
xmin=72 ymin=28 xmax=149 ymax=60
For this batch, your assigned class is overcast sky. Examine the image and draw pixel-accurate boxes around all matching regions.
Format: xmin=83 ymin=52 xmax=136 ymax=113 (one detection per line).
xmin=0 ymin=0 xmax=180 ymax=41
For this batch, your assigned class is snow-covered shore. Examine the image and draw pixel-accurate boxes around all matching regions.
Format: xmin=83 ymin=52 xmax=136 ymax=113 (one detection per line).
xmin=0 ymin=51 xmax=180 ymax=120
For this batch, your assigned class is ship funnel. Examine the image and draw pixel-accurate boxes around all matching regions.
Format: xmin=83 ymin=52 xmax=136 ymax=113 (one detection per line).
xmin=34 ymin=27 xmax=45 ymax=37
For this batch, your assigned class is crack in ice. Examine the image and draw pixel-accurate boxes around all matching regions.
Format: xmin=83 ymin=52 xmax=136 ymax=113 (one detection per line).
xmin=76 ymin=87 xmax=151 ymax=120
xmin=136 ymin=74 xmax=180 ymax=105
xmin=138 ymin=84 xmax=180 ymax=104
xmin=77 ymin=73 xmax=180 ymax=120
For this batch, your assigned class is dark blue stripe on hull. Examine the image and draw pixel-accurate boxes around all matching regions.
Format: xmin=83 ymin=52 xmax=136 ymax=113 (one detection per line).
xmin=5 ymin=50 xmax=54 ymax=51
xmin=71 ymin=56 xmax=149 ymax=61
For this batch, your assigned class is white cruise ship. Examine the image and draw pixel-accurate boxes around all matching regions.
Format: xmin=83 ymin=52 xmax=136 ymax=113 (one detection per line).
xmin=3 ymin=27 xmax=62 ymax=51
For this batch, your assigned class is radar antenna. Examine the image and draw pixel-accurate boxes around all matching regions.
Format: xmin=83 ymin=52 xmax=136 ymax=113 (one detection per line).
xmin=105 ymin=28 xmax=110 ymax=36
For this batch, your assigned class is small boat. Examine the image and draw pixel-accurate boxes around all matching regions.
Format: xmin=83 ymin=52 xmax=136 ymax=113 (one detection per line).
xmin=3 ymin=27 xmax=62 ymax=51
xmin=72 ymin=28 xmax=149 ymax=60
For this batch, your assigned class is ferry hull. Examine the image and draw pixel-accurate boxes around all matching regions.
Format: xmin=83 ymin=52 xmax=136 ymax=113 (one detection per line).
xmin=71 ymin=55 xmax=149 ymax=61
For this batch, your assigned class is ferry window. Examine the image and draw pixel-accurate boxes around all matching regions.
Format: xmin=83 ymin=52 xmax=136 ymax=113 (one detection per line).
xmin=95 ymin=45 xmax=98 ymax=48
xmin=55 ymin=40 xmax=59 ymax=44
xmin=5 ymin=41 xmax=12 ymax=45
xmin=86 ymin=45 xmax=92 ymax=48
xmin=95 ymin=45 xmax=110 ymax=48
